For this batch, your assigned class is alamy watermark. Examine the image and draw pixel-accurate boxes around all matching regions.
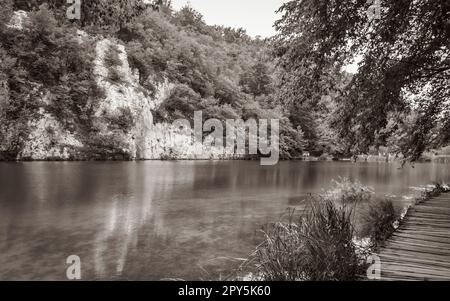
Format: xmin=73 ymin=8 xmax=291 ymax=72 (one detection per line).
xmin=366 ymin=0 xmax=382 ymax=21
xmin=366 ymin=254 xmax=381 ymax=280
xmin=66 ymin=255 xmax=81 ymax=280
xmin=165 ymin=111 xmax=280 ymax=166
xmin=67 ymin=0 xmax=81 ymax=20
xmin=63 ymin=253 xmax=381 ymax=280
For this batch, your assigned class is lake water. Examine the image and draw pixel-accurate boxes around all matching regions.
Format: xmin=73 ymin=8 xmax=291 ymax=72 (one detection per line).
xmin=1 ymin=161 xmax=449 ymax=280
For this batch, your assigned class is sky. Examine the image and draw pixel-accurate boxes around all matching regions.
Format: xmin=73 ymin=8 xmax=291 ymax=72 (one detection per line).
xmin=169 ymin=1 xmax=361 ymax=74
xmin=344 ymin=55 xmax=363 ymax=74
xmin=170 ymin=0 xmax=287 ymax=38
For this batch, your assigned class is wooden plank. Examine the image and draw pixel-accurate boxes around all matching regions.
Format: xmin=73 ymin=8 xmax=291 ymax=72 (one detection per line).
xmin=413 ymin=205 xmax=450 ymax=209
xmin=417 ymin=198 xmax=450 ymax=203
xmin=420 ymin=202 xmax=450 ymax=208
xmin=401 ymin=225 xmax=450 ymax=231
xmin=381 ymin=265 xmax=450 ymax=279
xmin=423 ymin=199 xmax=450 ymax=203
xmin=381 ymin=277 xmax=418 ymax=281
xmin=384 ymin=244 xmax=450 ymax=257
xmin=382 ymin=268 xmax=450 ymax=279
xmin=379 ymin=254 xmax=450 ymax=268
xmin=382 ymin=263 xmax=450 ymax=276
xmin=391 ymin=233 xmax=450 ymax=245
xmin=407 ymin=217 xmax=450 ymax=223
xmin=396 ymin=229 xmax=450 ymax=237
xmin=389 ymin=237 xmax=450 ymax=249
xmin=387 ymin=236 xmax=450 ymax=248
xmin=415 ymin=210 xmax=450 ymax=214
xmin=398 ymin=229 xmax=450 ymax=236
xmin=408 ymin=212 xmax=450 ymax=218
xmin=380 ymin=249 xmax=450 ymax=263
xmin=382 ymin=270 xmax=449 ymax=281
xmin=382 ymin=260 xmax=450 ymax=272
xmin=382 ymin=260 xmax=450 ymax=273
xmin=404 ymin=223 xmax=450 ymax=230
xmin=408 ymin=207 xmax=450 ymax=213
xmin=414 ymin=205 xmax=450 ymax=210
xmin=414 ymin=205 xmax=450 ymax=212
xmin=407 ymin=213 xmax=450 ymax=220
xmin=382 ymin=270 xmax=449 ymax=280
xmin=425 ymin=197 xmax=450 ymax=201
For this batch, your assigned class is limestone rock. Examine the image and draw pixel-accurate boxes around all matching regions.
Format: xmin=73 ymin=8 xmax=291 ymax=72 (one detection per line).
xmin=20 ymin=109 xmax=83 ymax=160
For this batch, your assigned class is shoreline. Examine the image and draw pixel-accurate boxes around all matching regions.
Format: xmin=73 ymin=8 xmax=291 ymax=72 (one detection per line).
xmin=1 ymin=157 xmax=448 ymax=163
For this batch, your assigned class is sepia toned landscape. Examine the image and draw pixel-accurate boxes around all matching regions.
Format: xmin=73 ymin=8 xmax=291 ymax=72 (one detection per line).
xmin=1 ymin=0 xmax=450 ymax=282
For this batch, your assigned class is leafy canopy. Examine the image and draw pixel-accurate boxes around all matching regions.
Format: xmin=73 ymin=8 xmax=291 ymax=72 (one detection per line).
xmin=275 ymin=0 xmax=450 ymax=160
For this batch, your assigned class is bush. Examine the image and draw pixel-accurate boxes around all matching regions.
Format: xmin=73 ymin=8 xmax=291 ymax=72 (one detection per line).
xmin=79 ymin=133 xmax=132 ymax=161
xmin=360 ymin=200 xmax=400 ymax=248
xmin=160 ymin=148 xmax=180 ymax=160
xmin=427 ymin=183 xmax=450 ymax=196
xmin=107 ymin=68 xmax=124 ymax=84
xmin=104 ymin=45 xmax=125 ymax=84
xmin=154 ymin=84 xmax=204 ymax=122
xmin=104 ymin=45 xmax=122 ymax=68
xmin=249 ymin=199 xmax=368 ymax=281
xmin=106 ymin=107 xmax=134 ymax=133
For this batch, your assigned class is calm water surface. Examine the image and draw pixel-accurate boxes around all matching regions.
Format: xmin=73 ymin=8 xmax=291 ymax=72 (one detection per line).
xmin=1 ymin=161 xmax=449 ymax=280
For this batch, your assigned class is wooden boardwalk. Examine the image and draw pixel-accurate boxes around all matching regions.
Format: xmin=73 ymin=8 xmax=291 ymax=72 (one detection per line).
xmin=379 ymin=193 xmax=450 ymax=281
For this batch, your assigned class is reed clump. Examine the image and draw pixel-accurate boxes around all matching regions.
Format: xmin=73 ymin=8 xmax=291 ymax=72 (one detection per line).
xmin=249 ymin=198 xmax=369 ymax=281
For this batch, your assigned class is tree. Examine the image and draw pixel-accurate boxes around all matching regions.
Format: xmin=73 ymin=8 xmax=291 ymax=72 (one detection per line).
xmin=174 ymin=5 xmax=204 ymax=29
xmin=240 ymin=61 xmax=272 ymax=97
xmin=78 ymin=0 xmax=148 ymax=30
xmin=274 ymin=0 xmax=450 ymax=160
xmin=11 ymin=0 xmax=150 ymax=31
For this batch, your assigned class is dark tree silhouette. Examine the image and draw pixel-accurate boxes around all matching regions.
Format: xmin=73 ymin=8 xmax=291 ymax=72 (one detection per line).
xmin=274 ymin=0 xmax=450 ymax=160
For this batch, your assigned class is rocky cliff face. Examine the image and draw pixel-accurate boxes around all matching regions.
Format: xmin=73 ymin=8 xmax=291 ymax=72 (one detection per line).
xmin=6 ymin=11 xmax=237 ymax=161
xmin=92 ymin=38 xmax=237 ymax=160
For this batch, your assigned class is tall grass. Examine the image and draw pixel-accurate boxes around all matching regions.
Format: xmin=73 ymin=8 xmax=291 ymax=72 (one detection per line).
xmin=249 ymin=198 xmax=369 ymax=281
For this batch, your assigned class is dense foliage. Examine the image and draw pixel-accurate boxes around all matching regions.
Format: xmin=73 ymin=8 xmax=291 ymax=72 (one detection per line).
xmin=274 ymin=0 xmax=450 ymax=160
xmin=121 ymin=3 xmax=309 ymax=158
xmin=3 ymin=0 xmax=447 ymax=160
xmin=12 ymin=0 xmax=151 ymax=30
xmin=1 ymin=0 xmax=310 ymax=159
xmin=0 ymin=2 xmax=104 ymax=159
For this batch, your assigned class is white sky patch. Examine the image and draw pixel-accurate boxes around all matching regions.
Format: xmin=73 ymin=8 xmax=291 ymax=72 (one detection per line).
xmin=343 ymin=55 xmax=363 ymax=74
xmin=167 ymin=1 xmax=366 ymax=74
xmin=170 ymin=0 xmax=287 ymax=38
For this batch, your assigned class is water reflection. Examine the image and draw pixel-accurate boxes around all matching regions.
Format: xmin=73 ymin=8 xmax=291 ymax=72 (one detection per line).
xmin=0 ymin=161 xmax=449 ymax=280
